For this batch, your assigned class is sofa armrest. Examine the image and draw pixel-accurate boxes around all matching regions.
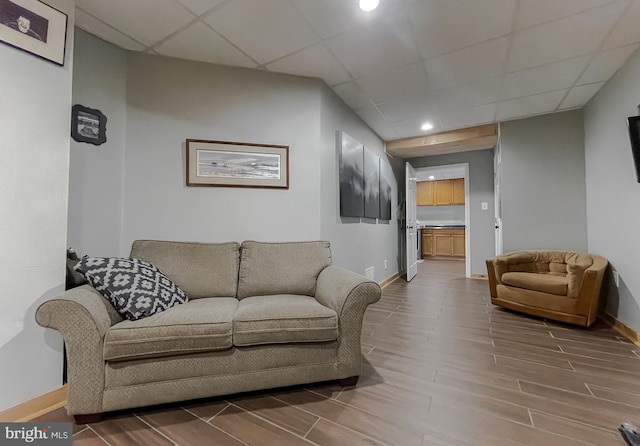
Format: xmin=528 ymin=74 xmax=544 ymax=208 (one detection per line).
xmin=35 ymin=285 xmax=123 ymax=415
xmin=315 ymin=266 xmax=381 ymax=377
xmin=315 ymin=266 xmax=381 ymax=314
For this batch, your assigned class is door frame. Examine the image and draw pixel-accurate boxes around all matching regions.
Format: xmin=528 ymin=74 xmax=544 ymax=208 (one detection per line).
xmin=413 ymin=162 xmax=471 ymax=278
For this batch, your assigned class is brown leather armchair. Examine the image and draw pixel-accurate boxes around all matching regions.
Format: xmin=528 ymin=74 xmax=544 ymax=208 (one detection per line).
xmin=486 ymin=251 xmax=608 ymax=327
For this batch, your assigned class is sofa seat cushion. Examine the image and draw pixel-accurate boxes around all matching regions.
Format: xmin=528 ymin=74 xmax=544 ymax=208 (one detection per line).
xmin=104 ymin=298 xmax=238 ymax=361
xmin=502 ymin=272 xmax=568 ymax=296
xmin=233 ymin=295 xmax=338 ymax=346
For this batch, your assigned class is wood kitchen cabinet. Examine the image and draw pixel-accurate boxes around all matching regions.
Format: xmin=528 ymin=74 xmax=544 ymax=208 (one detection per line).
xmin=451 ymin=232 xmax=465 ymax=256
xmin=416 ymin=178 xmax=464 ymax=206
xmin=417 ymin=181 xmax=434 ymax=206
xmin=421 ymin=229 xmax=433 ymax=257
xmin=423 ymin=228 xmax=465 ymax=257
xmin=434 ymin=180 xmax=452 ymax=205
xmin=452 ymin=178 xmax=465 ymax=205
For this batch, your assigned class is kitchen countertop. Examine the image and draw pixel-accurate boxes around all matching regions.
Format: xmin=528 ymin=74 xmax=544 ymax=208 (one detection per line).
xmin=417 ymin=220 xmax=465 ymax=229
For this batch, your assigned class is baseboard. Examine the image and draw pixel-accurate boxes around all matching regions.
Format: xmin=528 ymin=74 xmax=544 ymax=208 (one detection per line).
xmin=380 ymin=272 xmax=401 ymax=289
xmin=600 ymin=312 xmax=640 ymax=347
xmin=471 ymin=274 xmax=488 ymax=280
xmin=0 ymin=385 xmax=68 ymax=422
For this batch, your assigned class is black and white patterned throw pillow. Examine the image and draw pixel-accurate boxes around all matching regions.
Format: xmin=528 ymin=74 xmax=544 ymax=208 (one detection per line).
xmin=74 ymin=257 xmax=188 ymax=321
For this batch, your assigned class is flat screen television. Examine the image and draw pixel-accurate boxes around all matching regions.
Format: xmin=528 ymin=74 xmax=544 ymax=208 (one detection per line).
xmin=627 ymin=116 xmax=640 ymax=183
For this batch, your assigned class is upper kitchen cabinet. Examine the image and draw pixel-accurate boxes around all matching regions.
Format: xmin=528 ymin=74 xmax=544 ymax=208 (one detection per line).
xmin=417 ymin=178 xmax=464 ymax=206
xmin=417 ymin=181 xmax=434 ymax=206
xmin=452 ymin=178 xmax=464 ymax=205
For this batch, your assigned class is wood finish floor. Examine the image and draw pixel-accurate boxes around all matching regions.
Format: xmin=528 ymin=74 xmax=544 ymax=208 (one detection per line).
xmin=37 ymin=259 xmax=639 ymax=445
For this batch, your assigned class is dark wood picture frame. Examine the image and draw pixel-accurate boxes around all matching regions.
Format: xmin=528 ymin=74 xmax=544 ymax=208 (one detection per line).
xmin=0 ymin=0 xmax=68 ymax=66
xmin=71 ymin=104 xmax=107 ymax=146
xmin=186 ymin=139 xmax=289 ymax=189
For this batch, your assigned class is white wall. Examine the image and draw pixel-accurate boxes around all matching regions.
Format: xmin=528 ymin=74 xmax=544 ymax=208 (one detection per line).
xmin=584 ymin=48 xmax=640 ymax=332
xmin=68 ymin=30 xmax=127 ymax=257
xmin=0 ymin=0 xmax=74 ymax=411
xmin=409 ymin=149 xmax=495 ymax=276
xmin=319 ymin=85 xmax=401 ymax=282
xmin=500 ymin=110 xmax=588 ymax=253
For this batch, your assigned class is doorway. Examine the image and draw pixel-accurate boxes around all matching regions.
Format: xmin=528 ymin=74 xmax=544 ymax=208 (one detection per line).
xmin=410 ymin=163 xmax=471 ymax=278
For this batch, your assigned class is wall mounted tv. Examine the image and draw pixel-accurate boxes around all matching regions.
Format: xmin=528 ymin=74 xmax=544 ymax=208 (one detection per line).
xmin=627 ymin=116 xmax=640 ymax=183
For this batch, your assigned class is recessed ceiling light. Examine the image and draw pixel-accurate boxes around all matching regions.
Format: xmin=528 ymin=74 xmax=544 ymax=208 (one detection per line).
xmin=428 ymin=175 xmax=435 ymax=180
xmin=359 ymin=0 xmax=380 ymax=12
xmin=421 ymin=121 xmax=434 ymax=131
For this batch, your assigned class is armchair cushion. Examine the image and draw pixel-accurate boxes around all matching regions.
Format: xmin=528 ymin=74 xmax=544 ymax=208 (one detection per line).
xmin=104 ymin=298 xmax=237 ymax=361
xmin=502 ymin=272 xmax=569 ymax=296
xmin=233 ymin=294 xmax=338 ymax=346
xmin=75 ymin=256 xmax=188 ymax=321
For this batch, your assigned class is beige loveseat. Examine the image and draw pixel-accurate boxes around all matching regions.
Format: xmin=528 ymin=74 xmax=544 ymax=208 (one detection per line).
xmin=36 ymin=240 xmax=381 ymax=423
xmin=486 ymin=250 xmax=608 ymax=327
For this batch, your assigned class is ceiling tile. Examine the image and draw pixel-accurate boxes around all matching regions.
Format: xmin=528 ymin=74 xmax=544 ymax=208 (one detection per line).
xmin=356 ymin=62 xmax=432 ymax=104
xmin=177 ymin=0 xmax=225 ymax=15
xmin=579 ymin=44 xmax=640 ymax=86
xmin=507 ymin=2 xmax=626 ymax=71
xmin=515 ymin=0 xmax=621 ymax=30
xmin=265 ymin=44 xmax=350 ymax=86
xmin=424 ymin=38 xmax=510 ymax=89
xmin=155 ymin=23 xmax=257 ymax=67
xmin=325 ymin=12 xmax=421 ymax=79
xmin=432 ymin=76 xmax=502 ymax=111
xmin=501 ymin=56 xmax=590 ymax=100
xmin=76 ymin=0 xmax=195 ymax=46
xmin=376 ymin=93 xmax=439 ymax=122
xmin=603 ymin=0 xmax=640 ymax=49
xmin=291 ymin=0 xmax=406 ymax=39
xmin=496 ymin=90 xmax=567 ymax=121
xmin=559 ymin=82 xmax=606 ymax=109
xmin=439 ymin=103 xmax=497 ymax=131
xmin=410 ymin=0 xmax=516 ymax=59
xmin=371 ymin=123 xmax=400 ymax=141
xmin=392 ymin=117 xmax=443 ymax=138
xmin=332 ymin=82 xmax=373 ymax=109
xmin=355 ymin=106 xmax=388 ymax=127
xmin=75 ymin=9 xmax=145 ymax=51
xmin=204 ymin=0 xmax=319 ymax=64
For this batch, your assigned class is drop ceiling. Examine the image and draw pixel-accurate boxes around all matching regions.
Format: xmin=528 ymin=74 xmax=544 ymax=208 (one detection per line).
xmin=75 ymin=0 xmax=640 ymax=142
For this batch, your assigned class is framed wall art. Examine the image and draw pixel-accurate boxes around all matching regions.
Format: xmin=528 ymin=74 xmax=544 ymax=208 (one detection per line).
xmin=0 ymin=0 xmax=68 ymax=66
xmin=186 ymin=139 xmax=289 ymax=189
xmin=71 ymin=104 xmax=107 ymax=145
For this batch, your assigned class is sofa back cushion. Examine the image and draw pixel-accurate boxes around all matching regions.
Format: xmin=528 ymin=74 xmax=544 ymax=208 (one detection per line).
xmin=237 ymin=241 xmax=331 ymax=299
xmin=130 ymin=240 xmax=239 ymax=299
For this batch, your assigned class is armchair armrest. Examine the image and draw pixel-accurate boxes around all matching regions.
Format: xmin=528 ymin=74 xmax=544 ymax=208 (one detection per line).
xmin=315 ymin=266 xmax=381 ymax=377
xmin=575 ymin=256 xmax=608 ymax=325
xmin=35 ymin=285 xmax=123 ymax=415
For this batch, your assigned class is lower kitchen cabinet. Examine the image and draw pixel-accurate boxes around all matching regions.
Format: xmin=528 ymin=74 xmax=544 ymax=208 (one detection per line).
xmin=422 ymin=228 xmax=465 ymax=258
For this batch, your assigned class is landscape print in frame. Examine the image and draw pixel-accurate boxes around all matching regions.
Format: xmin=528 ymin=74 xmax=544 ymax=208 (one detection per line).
xmin=186 ymin=139 xmax=289 ymax=189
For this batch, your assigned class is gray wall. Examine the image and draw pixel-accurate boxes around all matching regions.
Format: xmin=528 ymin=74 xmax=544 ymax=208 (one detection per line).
xmin=500 ymin=110 xmax=588 ymax=252
xmin=68 ymin=39 xmax=400 ymax=282
xmin=123 ymin=53 xmax=322 ymax=249
xmin=320 ymin=85 xmax=400 ymax=282
xmin=409 ymin=149 xmax=495 ymax=276
xmin=68 ymin=30 xmax=127 ymax=257
xmin=0 ymin=0 xmax=74 ymax=410
xmin=584 ymin=48 xmax=640 ymax=332
xmin=417 ymin=205 xmax=465 ymax=223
